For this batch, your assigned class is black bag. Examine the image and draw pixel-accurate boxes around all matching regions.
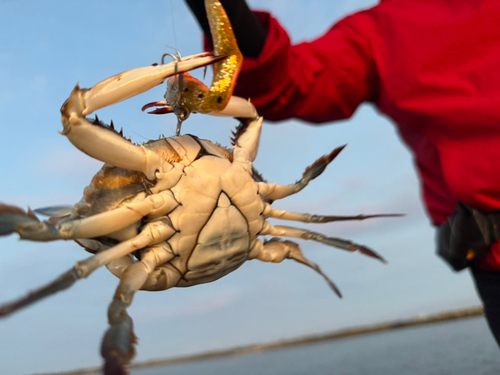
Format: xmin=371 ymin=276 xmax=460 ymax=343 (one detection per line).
xmin=437 ymin=202 xmax=500 ymax=271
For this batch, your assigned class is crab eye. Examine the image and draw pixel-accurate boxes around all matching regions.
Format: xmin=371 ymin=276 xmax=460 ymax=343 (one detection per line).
xmin=198 ymin=93 xmax=204 ymax=99
xmin=183 ymin=88 xmax=189 ymax=93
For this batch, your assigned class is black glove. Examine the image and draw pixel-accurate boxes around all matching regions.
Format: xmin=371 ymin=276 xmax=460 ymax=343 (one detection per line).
xmin=185 ymin=0 xmax=267 ymax=58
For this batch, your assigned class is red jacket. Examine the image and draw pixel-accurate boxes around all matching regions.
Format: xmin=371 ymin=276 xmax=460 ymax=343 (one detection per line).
xmin=231 ymin=0 xmax=500 ymax=270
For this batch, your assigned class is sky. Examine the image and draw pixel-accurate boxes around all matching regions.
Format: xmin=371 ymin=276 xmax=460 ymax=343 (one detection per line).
xmin=0 ymin=1 xmax=491 ymax=374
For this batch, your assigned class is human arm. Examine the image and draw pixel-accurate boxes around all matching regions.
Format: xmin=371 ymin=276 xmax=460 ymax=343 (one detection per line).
xmin=185 ymin=1 xmax=379 ymax=123
xmin=234 ymin=11 xmax=380 ymax=122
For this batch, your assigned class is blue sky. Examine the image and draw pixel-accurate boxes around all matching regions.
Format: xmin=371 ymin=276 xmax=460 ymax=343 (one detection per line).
xmin=0 ymin=1 xmax=488 ymax=374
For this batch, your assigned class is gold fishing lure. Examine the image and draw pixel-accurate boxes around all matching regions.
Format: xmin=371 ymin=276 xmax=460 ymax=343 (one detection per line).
xmin=201 ymin=0 xmax=243 ymax=112
xmin=142 ymin=0 xmax=243 ymax=116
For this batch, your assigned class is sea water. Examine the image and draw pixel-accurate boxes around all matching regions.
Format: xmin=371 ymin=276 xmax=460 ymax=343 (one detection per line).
xmin=133 ymin=317 xmax=500 ymax=375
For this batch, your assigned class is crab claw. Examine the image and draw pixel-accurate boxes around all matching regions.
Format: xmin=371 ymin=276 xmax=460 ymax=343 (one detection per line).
xmin=0 ymin=203 xmax=65 ymax=241
xmin=58 ymin=53 xmax=227 ymax=180
xmin=303 ymin=145 xmax=346 ymax=182
xmin=232 ymin=116 xmax=263 ymax=163
xmin=67 ymin=53 xmax=227 ymax=117
xmin=207 ymin=96 xmax=258 ymax=119
xmin=0 ymin=204 xmax=40 ymax=237
xmin=141 ymin=101 xmax=174 ymax=115
xmin=142 ymin=95 xmax=258 ymax=118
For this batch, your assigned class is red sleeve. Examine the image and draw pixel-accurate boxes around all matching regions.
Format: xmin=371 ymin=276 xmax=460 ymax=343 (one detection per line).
xmin=233 ymin=12 xmax=379 ymax=123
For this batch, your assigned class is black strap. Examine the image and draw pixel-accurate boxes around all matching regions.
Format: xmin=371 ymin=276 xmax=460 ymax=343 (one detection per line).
xmin=185 ymin=0 xmax=267 ymax=58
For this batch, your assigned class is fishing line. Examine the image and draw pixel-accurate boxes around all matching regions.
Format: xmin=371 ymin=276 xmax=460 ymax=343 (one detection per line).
xmin=169 ymin=0 xmax=178 ymax=52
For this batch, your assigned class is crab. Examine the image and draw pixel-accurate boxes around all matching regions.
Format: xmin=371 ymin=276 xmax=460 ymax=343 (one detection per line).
xmin=0 ymin=1 xmax=398 ymax=373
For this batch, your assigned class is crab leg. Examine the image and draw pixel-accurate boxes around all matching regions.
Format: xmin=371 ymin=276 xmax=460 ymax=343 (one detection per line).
xmin=0 ymin=192 xmax=177 ymax=241
xmin=0 ymin=220 xmax=174 ymax=318
xmin=260 ymin=222 xmax=386 ymax=263
xmin=60 ymin=54 xmax=225 ymax=179
xmin=258 ymin=145 xmax=346 ymax=201
xmin=232 ymin=116 xmax=263 ymax=164
xmin=263 ymin=204 xmax=403 ymax=223
xmin=61 ymin=192 xmax=178 ymax=239
xmin=248 ymin=238 xmax=342 ymax=297
xmin=61 ymin=109 xmax=163 ymax=180
xmin=104 ymin=243 xmax=181 ymax=291
xmin=101 ymin=247 xmax=166 ymax=374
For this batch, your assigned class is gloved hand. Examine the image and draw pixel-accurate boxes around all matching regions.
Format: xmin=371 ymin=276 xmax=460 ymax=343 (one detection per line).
xmin=185 ymin=0 xmax=267 ymax=57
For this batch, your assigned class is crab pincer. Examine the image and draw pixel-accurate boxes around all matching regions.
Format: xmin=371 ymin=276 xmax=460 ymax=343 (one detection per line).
xmin=72 ymin=52 xmax=227 ymax=117
xmin=59 ymin=53 xmax=226 ymax=181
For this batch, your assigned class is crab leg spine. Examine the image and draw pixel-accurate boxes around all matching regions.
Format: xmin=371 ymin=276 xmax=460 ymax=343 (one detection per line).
xmin=61 ymin=112 xmax=163 ymax=180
